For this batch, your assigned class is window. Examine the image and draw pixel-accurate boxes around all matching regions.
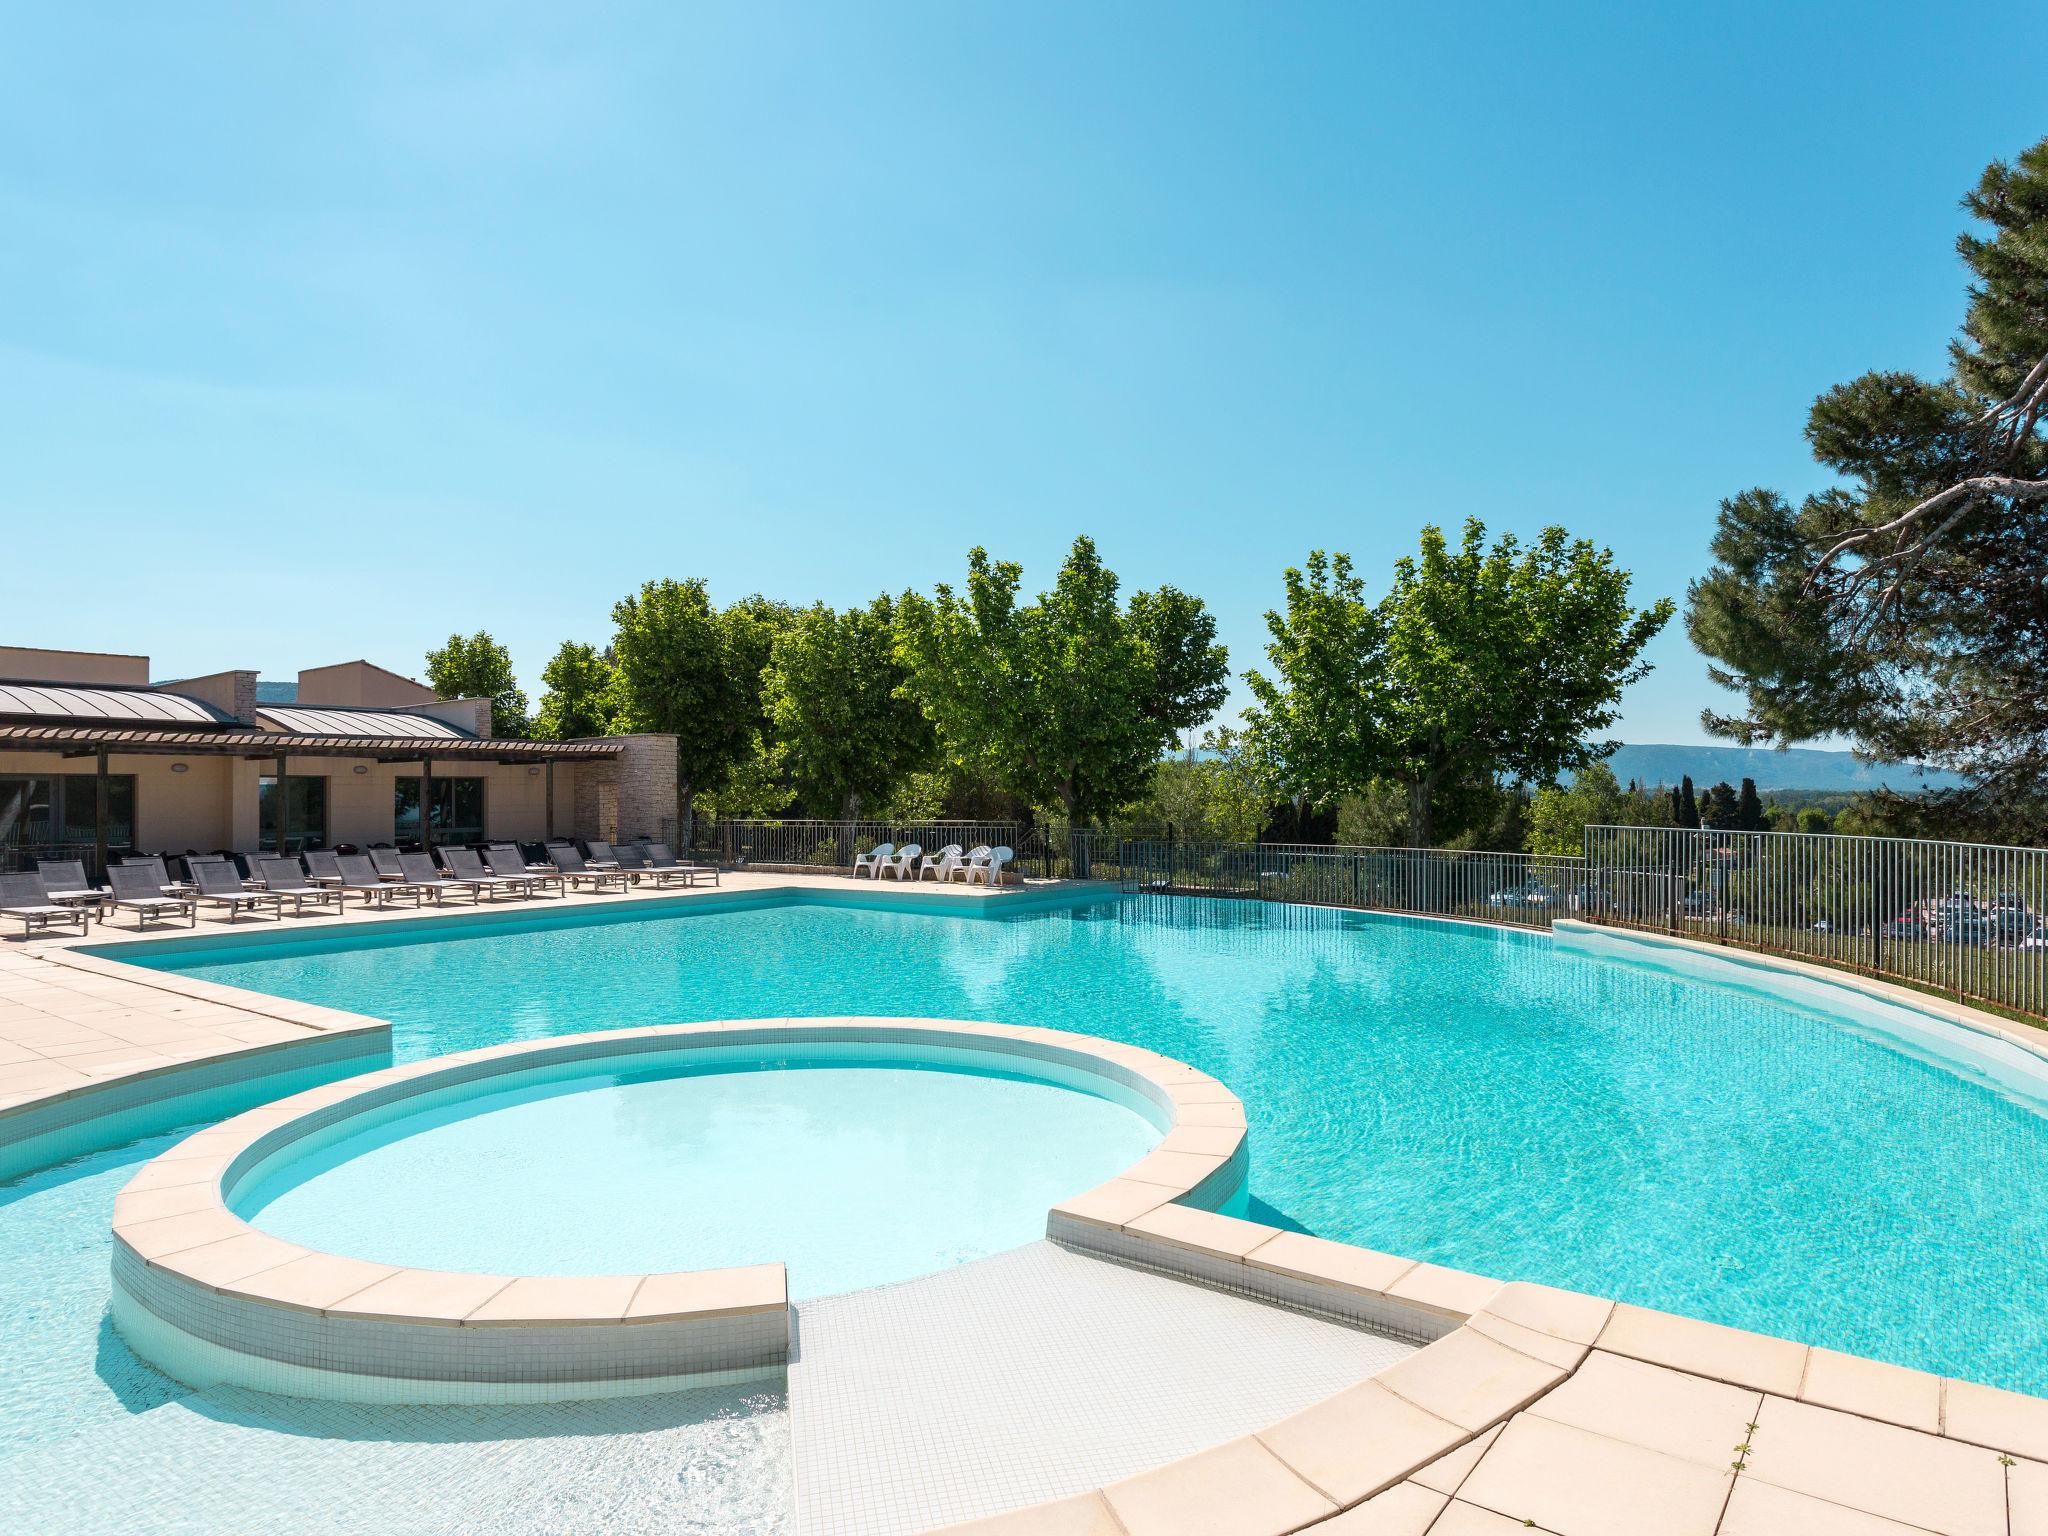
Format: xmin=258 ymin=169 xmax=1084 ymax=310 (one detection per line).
xmin=258 ymin=776 xmax=328 ymax=852
xmin=394 ymin=777 xmax=485 ymax=846
xmin=0 ymin=774 xmax=135 ymax=866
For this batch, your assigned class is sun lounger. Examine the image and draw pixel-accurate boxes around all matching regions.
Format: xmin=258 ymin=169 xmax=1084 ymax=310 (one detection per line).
xmin=546 ymin=844 xmax=629 ymax=893
xmin=398 ymin=852 xmax=480 ymax=904
xmin=582 ymin=840 xmax=621 ymax=870
xmin=0 ymin=872 xmax=91 ymax=938
xmin=334 ymin=853 xmax=424 ymax=908
xmin=256 ymin=858 xmax=343 ymax=916
xmin=122 ymin=855 xmax=191 ymax=895
xmin=303 ymin=850 xmax=345 ymax=887
xmin=852 ymin=843 xmax=894 ymax=879
xmin=484 ymin=844 xmax=563 ymax=895
xmin=919 ymin=844 xmax=963 ymax=881
xmin=443 ymin=845 xmax=530 ymax=899
xmin=965 ymin=844 xmax=1013 ymax=886
xmin=107 ymin=863 xmax=196 ymax=929
xmin=189 ymin=859 xmax=285 ymax=922
xmin=637 ymin=842 xmax=720 ymax=887
xmin=367 ymin=847 xmax=407 ymax=881
xmin=880 ymin=843 xmax=922 ymax=880
xmin=36 ymin=859 xmax=108 ymax=919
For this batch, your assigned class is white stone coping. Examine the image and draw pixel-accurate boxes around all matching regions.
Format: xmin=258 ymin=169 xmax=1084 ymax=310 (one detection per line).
xmin=110 ymin=1016 xmax=1247 ymax=1401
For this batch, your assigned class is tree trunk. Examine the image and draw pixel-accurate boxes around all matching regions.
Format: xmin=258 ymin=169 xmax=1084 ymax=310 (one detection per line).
xmin=1059 ymin=778 xmax=1089 ymax=879
xmin=1403 ymin=778 xmax=1433 ymax=849
xmin=677 ymin=769 xmax=695 ymax=854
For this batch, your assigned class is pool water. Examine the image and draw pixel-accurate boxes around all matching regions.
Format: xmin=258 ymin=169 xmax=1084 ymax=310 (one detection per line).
xmin=126 ymin=890 xmax=2048 ymax=1394
xmin=0 ymin=1117 xmax=792 ymax=1532
xmin=236 ymin=1063 xmax=1160 ymax=1296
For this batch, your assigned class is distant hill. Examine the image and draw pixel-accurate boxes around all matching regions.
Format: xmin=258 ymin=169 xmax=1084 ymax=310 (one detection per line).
xmin=1598 ymin=744 xmax=1966 ymax=793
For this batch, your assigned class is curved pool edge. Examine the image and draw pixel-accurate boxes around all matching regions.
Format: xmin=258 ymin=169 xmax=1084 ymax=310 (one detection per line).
xmin=109 ymin=1016 xmax=1249 ymax=1405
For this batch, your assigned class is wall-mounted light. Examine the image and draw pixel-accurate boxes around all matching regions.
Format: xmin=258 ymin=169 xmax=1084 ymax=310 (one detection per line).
xmin=353 ymin=765 xmax=369 ymax=776
xmin=528 ymin=766 xmax=541 ymax=777
xmin=170 ymin=762 xmax=189 ymax=774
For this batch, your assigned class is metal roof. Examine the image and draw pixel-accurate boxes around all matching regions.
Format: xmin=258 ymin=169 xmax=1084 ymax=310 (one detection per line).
xmin=0 ymin=681 xmax=235 ymax=727
xmin=255 ymin=705 xmax=473 ymax=740
xmin=0 ymin=723 xmax=623 ymax=761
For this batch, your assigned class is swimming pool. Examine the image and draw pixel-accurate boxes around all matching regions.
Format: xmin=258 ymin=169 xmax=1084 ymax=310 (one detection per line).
xmin=113 ymin=887 xmax=2048 ymax=1396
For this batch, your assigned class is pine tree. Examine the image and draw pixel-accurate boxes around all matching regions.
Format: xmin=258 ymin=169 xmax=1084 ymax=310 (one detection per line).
xmin=1699 ymin=780 xmax=1739 ymax=827
xmin=1735 ymin=777 xmax=1766 ymax=832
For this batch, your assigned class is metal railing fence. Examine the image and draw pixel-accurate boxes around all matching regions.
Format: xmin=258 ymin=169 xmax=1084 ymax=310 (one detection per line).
xmin=1116 ymin=840 xmax=1586 ymax=930
xmin=1581 ymin=824 xmax=2048 ymax=1017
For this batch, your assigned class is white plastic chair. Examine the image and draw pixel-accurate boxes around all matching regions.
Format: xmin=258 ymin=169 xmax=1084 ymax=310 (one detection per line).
xmin=965 ymin=846 xmax=1011 ymax=886
xmin=881 ymin=843 xmax=922 ymax=880
xmin=920 ymin=844 xmax=963 ymax=881
xmin=951 ymin=845 xmax=991 ymax=883
xmin=852 ymin=842 xmax=894 ymax=879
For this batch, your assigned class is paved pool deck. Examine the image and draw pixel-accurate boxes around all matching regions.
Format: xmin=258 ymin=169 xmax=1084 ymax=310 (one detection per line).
xmin=7 ymin=872 xmax=2048 ymax=1534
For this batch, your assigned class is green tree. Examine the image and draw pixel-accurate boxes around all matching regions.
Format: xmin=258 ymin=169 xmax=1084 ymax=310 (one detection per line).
xmin=764 ymin=596 xmax=934 ymax=819
xmin=1137 ymin=729 xmax=1272 ymax=843
xmin=608 ymin=579 xmax=766 ymax=842
xmin=533 ymin=641 xmax=620 ymax=740
xmin=894 ymin=536 xmax=1229 ymax=826
xmin=1526 ymin=762 xmax=1671 ymax=855
xmin=1687 ymin=136 xmax=2048 ymax=832
xmin=1672 ymin=776 xmax=1700 ymax=830
xmin=1246 ymin=522 xmax=1672 ymax=846
xmin=1335 ymin=781 xmax=1409 ymax=847
xmin=424 ymin=631 xmax=528 ymax=738
xmin=1796 ymin=806 xmax=1833 ymax=835
xmin=1240 ymin=552 xmax=1387 ymax=810
xmin=1735 ymin=777 xmax=1766 ymax=832
xmin=1698 ymin=780 xmax=1739 ymax=827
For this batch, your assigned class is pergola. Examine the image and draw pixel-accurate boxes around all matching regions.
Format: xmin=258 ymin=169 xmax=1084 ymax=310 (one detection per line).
xmin=0 ymin=723 xmax=623 ymax=875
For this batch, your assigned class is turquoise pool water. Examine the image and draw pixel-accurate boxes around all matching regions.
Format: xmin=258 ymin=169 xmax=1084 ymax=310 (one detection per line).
xmin=0 ymin=1110 xmax=791 ymax=1532
xmin=120 ymin=889 xmax=2048 ymax=1395
xmin=236 ymin=1063 xmax=1159 ymax=1296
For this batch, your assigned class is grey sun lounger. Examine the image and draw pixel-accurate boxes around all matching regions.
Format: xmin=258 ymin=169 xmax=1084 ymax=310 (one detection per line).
xmin=483 ymin=844 xmax=563 ymax=895
xmin=399 ymin=852 xmax=481 ymax=904
xmin=107 ymin=863 xmax=197 ymax=929
xmin=303 ymin=849 xmax=345 ymax=887
xmin=581 ymin=840 xmax=621 ymax=870
xmin=442 ymin=846 xmax=529 ymax=899
xmin=0 ymin=872 xmax=92 ymax=938
xmin=122 ymin=855 xmax=192 ymax=895
xmin=367 ymin=847 xmax=407 ymax=881
xmin=189 ymin=860 xmax=285 ymax=922
xmin=334 ymin=853 xmax=426 ymax=908
xmin=256 ymin=858 xmax=343 ymax=916
xmin=37 ymin=859 xmax=108 ymax=919
xmin=638 ymin=842 xmax=719 ymax=887
xmin=546 ymin=844 xmax=630 ymax=893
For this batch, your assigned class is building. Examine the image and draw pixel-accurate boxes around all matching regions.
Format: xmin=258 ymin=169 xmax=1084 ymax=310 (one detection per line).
xmin=0 ymin=645 xmax=679 ymax=875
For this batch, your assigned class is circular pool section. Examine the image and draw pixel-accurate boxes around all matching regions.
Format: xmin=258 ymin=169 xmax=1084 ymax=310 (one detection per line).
xmin=234 ymin=1061 xmax=1161 ymax=1297
xmin=109 ymin=1018 xmax=1247 ymax=1404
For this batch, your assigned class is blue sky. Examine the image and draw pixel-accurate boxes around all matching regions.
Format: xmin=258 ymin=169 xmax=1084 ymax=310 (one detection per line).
xmin=2 ymin=3 xmax=2042 ymax=743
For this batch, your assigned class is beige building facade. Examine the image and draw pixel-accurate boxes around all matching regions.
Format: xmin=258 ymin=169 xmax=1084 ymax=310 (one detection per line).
xmin=0 ymin=650 xmax=676 ymax=870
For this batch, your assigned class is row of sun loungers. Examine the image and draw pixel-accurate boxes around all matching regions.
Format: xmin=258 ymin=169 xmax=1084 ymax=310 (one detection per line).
xmin=852 ymin=842 xmax=1014 ymax=885
xmin=1 ymin=840 xmax=719 ymax=934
